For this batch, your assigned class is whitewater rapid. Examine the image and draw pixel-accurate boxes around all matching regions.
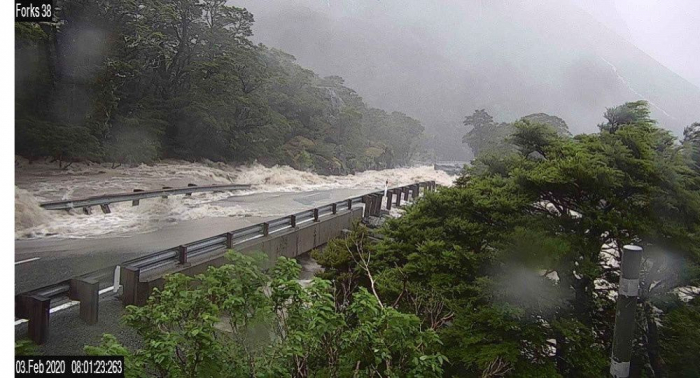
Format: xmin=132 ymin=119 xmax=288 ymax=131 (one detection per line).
xmin=15 ymin=158 xmax=453 ymax=239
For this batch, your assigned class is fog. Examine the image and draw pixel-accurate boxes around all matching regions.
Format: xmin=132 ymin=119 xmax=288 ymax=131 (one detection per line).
xmin=236 ymin=0 xmax=700 ymax=159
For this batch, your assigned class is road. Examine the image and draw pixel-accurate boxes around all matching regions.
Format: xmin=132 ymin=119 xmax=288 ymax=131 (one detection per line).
xmin=15 ymin=188 xmax=371 ymax=294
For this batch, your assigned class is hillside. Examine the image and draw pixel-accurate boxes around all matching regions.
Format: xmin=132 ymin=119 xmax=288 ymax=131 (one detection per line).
xmin=237 ymin=0 xmax=700 ymax=159
xmin=14 ymin=1 xmax=424 ymax=174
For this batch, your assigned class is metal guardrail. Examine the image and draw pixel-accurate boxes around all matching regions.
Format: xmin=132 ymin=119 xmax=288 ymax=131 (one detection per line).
xmin=16 ymin=180 xmax=437 ymax=344
xmin=39 ymin=183 xmax=252 ymax=211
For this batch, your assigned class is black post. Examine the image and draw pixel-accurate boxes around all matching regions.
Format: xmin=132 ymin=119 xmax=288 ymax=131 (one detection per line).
xmin=373 ymin=194 xmax=383 ymax=216
xmin=69 ymin=278 xmax=99 ymax=325
xmin=362 ymin=195 xmax=370 ymax=218
xmin=25 ymin=295 xmax=50 ymax=345
xmin=290 ymin=215 xmax=297 ymax=228
xmin=185 ymin=183 xmax=197 ymax=196
xmin=178 ymin=245 xmax=188 ymax=265
xmin=132 ymin=189 xmax=143 ymax=206
xmin=226 ymin=232 xmax=234 ymax=248
xmin=386 ymin=191 xmax=393 ymax=210
xmin=610 ymin=245 xmax=643 ymax=378
xmin=121 ymin=266 xmax=140 ymax=306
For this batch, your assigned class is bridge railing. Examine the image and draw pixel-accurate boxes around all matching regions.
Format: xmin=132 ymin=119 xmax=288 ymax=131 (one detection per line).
xmin=16 ymin=180 xmax=437 ymax=344
xmin=39 ymin=183 xmax=252 ymax=213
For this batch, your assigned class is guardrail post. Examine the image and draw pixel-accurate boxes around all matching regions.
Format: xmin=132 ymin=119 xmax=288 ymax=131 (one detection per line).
xmin=386 ymin=191 xmax=393 ymax=210
xmin=374 ymin=194 xmax=383 ymax=216
xmin=313 ymin=209 xmax=320 ymax=222
xmin=331 ymin=203 xmax=337 ymax=214
xmin=263 ymin=222 xmax=270 ymax=236
xmin=403 ymin=187 xmax=409 ymax=201
xmin=432 ymin=180 xmax=436 ymax=191
xmin=121 ymin=266 xmax=140 ymax=306
xmin=367 ymin=194 xmax=376 ymax=216
xmin=347 ymin=199 xmax=353 ymax=210
xmin=186 ymin=183 xmax=197 ymax=196
xmin=412 ymin=184 xmax=419 ymax=199
xmin=290 ymin=215 xmax=297 ymax=228
xmin=161 ymin=186 xmax=172 ymax=199
xmin=178 ymin=245 xmax=188 ymax=264
xmin=100 ymin=204 xmax=111 ymax=214
xmin=394 ymin=189 xmax=402 ymax=207
xmin=132 ymin=189 xmax=143 ymax=206
xmin=226 ymin=232 xmax=234 ymax=248
xmin=610 ymin=245 xmax=643 ymax=378
xmin=69 ymin=278 xmax=99 ymax=325
xmin=24 ymin=295 xmax=50 ymax=345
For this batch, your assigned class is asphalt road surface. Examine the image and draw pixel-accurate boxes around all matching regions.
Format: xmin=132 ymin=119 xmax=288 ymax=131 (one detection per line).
xmin=15 ymin=188 xmax=370 ymax=294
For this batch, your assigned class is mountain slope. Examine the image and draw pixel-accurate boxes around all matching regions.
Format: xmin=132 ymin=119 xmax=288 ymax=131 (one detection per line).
xmin=237 ymin=0 xmax=700 ymax=159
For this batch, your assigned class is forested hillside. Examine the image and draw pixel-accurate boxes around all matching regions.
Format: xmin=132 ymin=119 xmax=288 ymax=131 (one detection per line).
xmin=15 ymin=1 xmax=424 ymax=174
xmin=236 ymin=0 xmax=700 ymax=160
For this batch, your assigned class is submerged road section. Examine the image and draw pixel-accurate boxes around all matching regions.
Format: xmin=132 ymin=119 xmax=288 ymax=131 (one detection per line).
xmin=15 ymin=188 xmax=370 ymax=294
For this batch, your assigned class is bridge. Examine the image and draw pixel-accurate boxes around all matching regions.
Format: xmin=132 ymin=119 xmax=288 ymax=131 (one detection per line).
xmin=15 ymin=181 xmax=436 ymax=345
xmin=433 ymin=161 xmax=468 ymax=175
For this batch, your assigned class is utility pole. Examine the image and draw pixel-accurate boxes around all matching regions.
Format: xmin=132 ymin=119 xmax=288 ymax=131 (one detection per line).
xmin=610 ymin=245 xmax=643 ymax=378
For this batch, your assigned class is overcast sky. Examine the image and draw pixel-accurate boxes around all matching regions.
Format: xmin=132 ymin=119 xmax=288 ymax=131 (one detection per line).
xmin=573 ymin=0 xmax=700 ymax=88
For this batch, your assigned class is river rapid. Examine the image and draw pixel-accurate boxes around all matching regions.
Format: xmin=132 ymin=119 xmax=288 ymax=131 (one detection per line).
xmin=15 ymin=158 xmax=453 ymax=239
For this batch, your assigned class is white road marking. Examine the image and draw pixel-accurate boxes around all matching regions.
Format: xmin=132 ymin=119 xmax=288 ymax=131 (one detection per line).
xmin=15 ymin=257 xmax=40 ymax=265
xmin=14 ymin=285 xmax=119 ymax=326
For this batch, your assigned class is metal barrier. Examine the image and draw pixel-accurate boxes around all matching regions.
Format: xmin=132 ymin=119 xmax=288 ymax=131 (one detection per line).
xmin=15 ymin=180 xmax=436 ymax=344
xmin=39 ymin=183 xmax=252 ymax=212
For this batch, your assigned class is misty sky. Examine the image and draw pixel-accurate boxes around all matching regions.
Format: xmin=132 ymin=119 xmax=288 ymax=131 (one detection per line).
xmin=573 ymin=0 xmax=700 ymax=88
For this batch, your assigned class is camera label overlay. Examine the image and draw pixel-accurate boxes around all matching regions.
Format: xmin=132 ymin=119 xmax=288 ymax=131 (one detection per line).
xmin=15 ymin=0 xmax=53 ymax=22
xmin=15 ymin=356 xmax=125 ymax=377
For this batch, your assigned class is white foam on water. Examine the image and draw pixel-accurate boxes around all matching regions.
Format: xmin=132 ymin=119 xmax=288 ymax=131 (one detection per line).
xmin=15 ymin=159 xmax=454 ymax=240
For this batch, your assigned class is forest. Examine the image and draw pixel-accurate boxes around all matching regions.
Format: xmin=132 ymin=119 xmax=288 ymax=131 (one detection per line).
xmin=65 ymin=102 xmax=699 ymax=377
xmin=15 ymin=0 xmax=424 ymax=174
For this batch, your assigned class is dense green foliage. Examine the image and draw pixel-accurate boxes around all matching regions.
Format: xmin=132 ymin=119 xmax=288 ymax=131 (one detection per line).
xmin=87 ymin=252 xmax=445 ymax=377
xmin=315 ymin=102 xmax=700 ymax=377
xmin=462 ymin=110 xmax=570 ymax=159
xmin=15 ymin=1 xmax=423 ymax=173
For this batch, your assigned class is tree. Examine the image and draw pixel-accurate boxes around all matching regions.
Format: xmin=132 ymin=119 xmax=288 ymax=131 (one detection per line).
xmin=87 ymin=252 xmax=446 ymax=377
xmin=15 ymin=1 xmax=424 ymax=173
xmin=462 ymin=110 xmax=571 ymax=160
xmin=316 ymin=102 xmax=700 ymax=376
xmin=462 ymin=109 xmax=513 ymax=158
